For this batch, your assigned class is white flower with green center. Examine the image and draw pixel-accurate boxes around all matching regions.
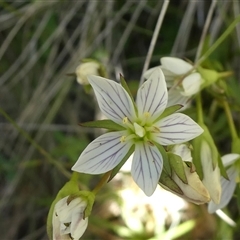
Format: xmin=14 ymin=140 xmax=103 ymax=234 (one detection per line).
xmin=72 ymin=68 xmax=203 ymax=196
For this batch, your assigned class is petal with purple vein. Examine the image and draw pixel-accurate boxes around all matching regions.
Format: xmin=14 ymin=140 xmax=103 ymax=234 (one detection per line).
xmin=153 ymin=113 xmax=203 ymax=145
xmin=136 ymin=68 xmax=167 ymax=121
xmin=72 ymin=131 xmax=133 ymax=174
xmin=88 ymin=75 xmax=136 ymax=125
xmin=131 ymin=143 xmax=163 ymax=196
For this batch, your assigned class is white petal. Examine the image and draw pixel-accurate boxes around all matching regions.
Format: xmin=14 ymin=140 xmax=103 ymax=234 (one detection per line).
xmin=131 ymin=143 xmax=163 ymax=196
xmin=222 ymin=153 xmax=240 ymax=167
xmin=161 ymin=57 xmax=193 ymax=75
xmin=167 ymin=88 xmax=190 ymax=108
xmin=201 ymin=141 xmax=221 ymax=204
xmin=136 ymin=68 xmax=168 ymax=121
xmin=60 ymin=222 xmax=71 ymax=235
xmin=52 ymin=207 xmax=71 ymax=240
xmin=160 ymin=67 xmax=176 ymax=85
xmin=154 ymin=113 xmax=203 ymax=145
xmin=172 ymin=144 xmax=192 ymax=162
xmin=56 ymin=196 xmax=87 ymax=223
xmin=88 ymin=75 xmax=136 ymax=124
xmin=208 ymin=167 xmax=237 ymax=213
xmin=181 ymin=73 xmax=202 ymax=96
xmin=55 ymin=197 xmax=72 ymax=223
xmin=143 ymin=66 xmax=160 ymax=79
xmin=72 ymin=131 xmax=132 ymax=174
xmin=145 ymin=66 xmax=175 ymax=87
xmin=70 ymin=214 xmax=88 ymax=239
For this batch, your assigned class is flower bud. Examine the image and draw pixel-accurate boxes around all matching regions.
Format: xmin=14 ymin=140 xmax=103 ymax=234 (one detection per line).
xmin=200 ymin=141 xmax=221 ymax=204
xmin=192 ymin=123 xmax=223 ymax=204
xmin=160 ymin=162 xmax=210 ymax=205
xmin=52 ymin=196 xmax=88 ymax=240
xmin=75 ymin=60 xmax=101 ymax=85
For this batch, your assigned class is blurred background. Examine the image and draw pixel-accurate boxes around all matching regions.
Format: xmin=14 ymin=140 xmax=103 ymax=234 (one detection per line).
xmin=1 ymin=1 xmax=240 ymax=239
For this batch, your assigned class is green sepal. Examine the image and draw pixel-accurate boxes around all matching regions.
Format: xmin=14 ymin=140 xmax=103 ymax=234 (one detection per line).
xmin=108 ymin=145 xmax=135 ymax=182
xmin=120 ymin=74 xmax=138 ymax=113
xmin=47 ymin=179 xmax=80 ymax=240
xmin=192 ymin=123 xmax=227 ymax=179
xmin=192 ymin=136 xmax=204 ymax=180
xmin=71 ymin=191 xmax=95 ymax=218
xmin=197 ymin=66 xmax=219 ymax=88
xmin=159 ymin=169 xmax=183 ymax=195
xmin=79 ymin=119 xmax=124 ymax=131
xmin=154 ymin=142 xmax=171 ymax=175
xmin=217 ymin=153 xmax=229 ymax=180
xmin=168 ymin=152 xmax=188 ymax=184
xmin=154 ymin=104 xmax=183 ymax=122
xmin=192 ymin=124 xmax=218 ymax=180
xmin=201 ymin=125 xmax=221 ymax=170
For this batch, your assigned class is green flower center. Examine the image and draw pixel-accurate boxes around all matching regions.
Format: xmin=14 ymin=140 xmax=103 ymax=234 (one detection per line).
xmin=120 ymin=112 xmax=160 ymax=143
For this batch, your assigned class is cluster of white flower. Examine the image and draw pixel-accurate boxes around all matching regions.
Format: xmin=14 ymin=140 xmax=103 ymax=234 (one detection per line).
xmin=49 ymin=57 xmax=239 ymax=239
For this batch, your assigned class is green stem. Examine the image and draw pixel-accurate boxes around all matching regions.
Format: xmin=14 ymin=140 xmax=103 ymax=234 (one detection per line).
xmin=222 ymin=100 xmax=239 ymax=140
xmin=92 ymin=171 xmax=112 ymax=194
xmin=171 ymin=15 xmax=240 ymax=91
xmin=0 ymin=108 xmax=71 ymax=179
xmin=70 ymin=171 xmax=80 ymax=182
xmin=196 ymin=15 xmax=240 ymax=67
xmin=196 ymin=93 xmax=204 ymax=124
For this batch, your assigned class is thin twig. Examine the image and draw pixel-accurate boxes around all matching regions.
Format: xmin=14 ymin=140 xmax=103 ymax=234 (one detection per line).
xmin=195 ymin=0 xmax=217 ymax=62
xmin=171 ymin=1 xmax=197 ymax=56
xmin=112 ymin=0 xmax=146 ymax=65
xmin=139 ymin=0 xmax=169 ymax=86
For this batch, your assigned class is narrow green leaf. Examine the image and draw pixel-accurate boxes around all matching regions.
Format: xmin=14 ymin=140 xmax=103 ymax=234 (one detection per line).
xmin=168 ymin=153 xmax=187 ymax=184
xmin=108 ymin=145 xmax=135 ymax=182
xmin=154 ymin=142 xmax=171 ymax=175
xmin=79 ymin=119 xmax=124 ymax=131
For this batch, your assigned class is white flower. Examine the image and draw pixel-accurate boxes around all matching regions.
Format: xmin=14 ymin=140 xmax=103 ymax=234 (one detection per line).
xmin=208 ymin=154 xmax=240 ymax=213
xmin=76 ymin=61 xmax=100 ymax=85
xmin=53 ymin=196 xmax=88 ymax=240
xmin=72 ymin=68 xmax=203 ymax=196
xmin=144 ymin=57 xmax=203 ymax=97
xmin=161 ymin=57 xmax=202 ymax=96
xmin=201 ymin=141 xmax=221 ymax=204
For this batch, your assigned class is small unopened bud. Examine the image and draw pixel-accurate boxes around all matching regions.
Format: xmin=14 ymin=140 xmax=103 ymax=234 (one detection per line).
xmin=76 ymin=61 xmax=101 ymax=85
xmin=52 ymin=196 xmax=88 ymax=240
